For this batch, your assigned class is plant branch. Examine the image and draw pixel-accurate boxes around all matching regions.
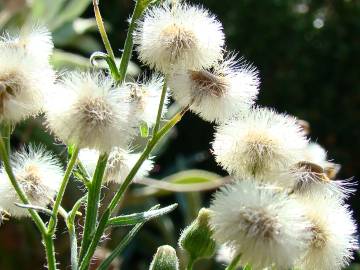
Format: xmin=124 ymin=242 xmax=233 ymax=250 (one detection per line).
xmin=48 ymin=147 xmax=79 ymax=234
xmin=93 ymin=0 xmax=115 ymax=64
xmin=118 ymin=0 xmax=153 ymax=82
xmin=152 ymin=76 xmax=168 ymax=136
xmin=79 ymin=153 xmax=108 ymax=261
xmin=43 ymin=234 xmax=57 ymax=270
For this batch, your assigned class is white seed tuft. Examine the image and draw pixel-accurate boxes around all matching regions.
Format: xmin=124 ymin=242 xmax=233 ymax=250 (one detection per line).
xmin=134 ymin=2 xmax=225 ymax=73
xmin=212 ymin=107 xmax=309 ymax=180
xmin=0 ymin=25 xmax=55 ymax=123
xmin=210 ymin=180 xmax=311 ymax=269
xmin=0 ymin=146 xmax=63 ymax=218
xmin=119 ymin=75 xmax=169 ymax=127
xmin=168 ymin=55 xmax=259 ymax=122
xmin=78 ymin=147 xmax=153 ymax=183
xmin=45 ymin=72 xmax=137 ymax=153
xmin=296 ymin=197 xmax=358 ymax=270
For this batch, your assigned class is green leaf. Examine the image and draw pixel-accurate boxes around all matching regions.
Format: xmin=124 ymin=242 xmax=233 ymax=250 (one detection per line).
xmin=107 ymin=203 xmax=177 ymax=227
xmin=51 ymin=49 xmax=140 ymax=77
xmin=67 ymin=194 xmax=87 ymax=227
xmin=243 ymin=265 xmax=252 ymax=270
xmin=140 ymin=121 xmax=149 ymax=138
xmin=48 ymin=0 xmax=92 ymax=31
xmin=165 ymin=170 xmax=220 ymax=184
xmin=130 ymin=170 xmax=228 ymax=200
xmin=90 ymin=51 xmax=121 ymax=80
xmin=52 ymin=18 xmax=98 ymax=47
xmin=14 ymin=203 xmax=54 ymax=217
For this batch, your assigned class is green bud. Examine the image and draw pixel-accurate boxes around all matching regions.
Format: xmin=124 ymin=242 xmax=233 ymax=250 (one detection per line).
xmin=149 ymin=245 xmax=179 ymax=270
xmin=179 ymin=208 xmax=216 ymax=261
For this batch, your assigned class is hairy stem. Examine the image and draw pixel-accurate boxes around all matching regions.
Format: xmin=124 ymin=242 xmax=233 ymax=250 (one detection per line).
xmin=79 ymin=153 xmax=108 ymax=261
xmin=118 ymin=0 xmax=153 ymax=82
xmin=43 ymin=234 xmax=57 ymax=270
xmin=93 ymin=0 xmax=121 ymax=81
xmin=48 ymin=147 xmax=79 ymax=234
xmin=69 ymin=223 xmax=78 ymax=270
xmin=93 ymin=0 xmax=115 ymax=62
xmin=97 ymin=221 xmax=147 ymax=270
xmin=152 ymin=76 xmax=168 ymax=136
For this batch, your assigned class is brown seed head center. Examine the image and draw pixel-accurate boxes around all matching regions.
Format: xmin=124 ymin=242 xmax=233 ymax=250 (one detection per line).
xmin=239 ymin=208 xmax=279 ymax=240
xmin=161 ymin=24 xmax=196 ymax=61
xmin=190 ymin=70 xmax=228 ymax=97
xmin=0 ymin=73 xmax=20 ymax=114
xmin=81 ymin=97 xmax=113 ymax=125
xmin=310 ymin=224 xmax=328 ymax=249
xmin=17 ymin=165 xmax=43 ymax=199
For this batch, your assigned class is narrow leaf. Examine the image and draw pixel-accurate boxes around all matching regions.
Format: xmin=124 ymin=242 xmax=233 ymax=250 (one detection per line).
xmin=14 ymin=203 xmax=54 ymax=217
xmin=140 ymin=121 xmax=149 ymax=138
xmin=107 ymin=203 xmax=177 ymax=227
xmin=98 ymin=205 xmax=160 ymax=270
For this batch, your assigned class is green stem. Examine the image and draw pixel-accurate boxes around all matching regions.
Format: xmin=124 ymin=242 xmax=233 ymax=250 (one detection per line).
xmin=152 ymin=76 xmax=168 ymax=136
xmin=67 ymin=195 xmax=87 ymax=270
xmin=118 ymin=0 xmax=152 ymax=82
xmin=78 ymin=209 xmax=110 ymax=270
xmin=43 ymin=234 xmax=57 ymax=270
xmin=69 ymin=223 xmax=78 ymax=270
xmin=225 ymin=254 xmax=242 ymax=270
xmin=2 ymin=122 xmax=11 ymax=154
xmin=79 ymin=153 xmax=109 ymax=261
xmin=97 ymin=221 xmax=147 ymax=270
xmin=93 ymin=0 xmax=121 ymax=81
xmin=48 ymin=147 xmax=79 ymax=234
xmin=78 ymin=107 xmax=188 ymax=269
xmin=93 ymin=0 xmax=115 ymax=64
xmin=186 ymin=256 xmax=196 ymax=270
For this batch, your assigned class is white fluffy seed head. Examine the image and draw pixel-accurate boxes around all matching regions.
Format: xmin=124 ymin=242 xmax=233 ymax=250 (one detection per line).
xmin=45 ymin=72 xmax=136 ymax=153
xmin=168 ymin=56 xmax=259 ymax=122
xmin=134 ymin=2 xmax=225 ymax=73
xmin=1 ymin=24 xmax=54 ymax=63
xmin=296 ymin=197 xmax=358 ymax=270
xmin=301 ymin=142 xmax=341 ymax=179
xmin=0 ymin=25 xmax=55 ymax=123
xmin=212 ymin=107 xmax=309 ymax=180
xmin=78 ymin=147 xmax=153 ymax=183
xmin=289 ymin=161 xmax=355 ymax=200
xmin=215 ymin=244 xmax=236 ymax=264
xmin=286 ymin=142 xmax=353 ymax=199
xmin=210 ymin=180 xmax=311 ymax=269
xmin=120 ymin=75 xmax=169 ymax=127
xmin=0 ymin=146 xmax=63 ymax=217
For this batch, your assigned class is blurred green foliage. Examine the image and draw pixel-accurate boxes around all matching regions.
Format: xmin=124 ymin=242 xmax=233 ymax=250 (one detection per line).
xmin=0 ymin=0 xmax=359 ymax=269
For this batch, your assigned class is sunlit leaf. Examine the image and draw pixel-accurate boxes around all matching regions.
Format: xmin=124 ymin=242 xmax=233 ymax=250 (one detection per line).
xmin=108 ymin=204 xmax=177 ymax=227
xmin=48 ymin=0 xmax=92 ymax=31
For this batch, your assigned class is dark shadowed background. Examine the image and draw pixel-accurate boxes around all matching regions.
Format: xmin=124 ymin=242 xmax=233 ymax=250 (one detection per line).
xmin=0 ymin=0 xmax=359 ymax=269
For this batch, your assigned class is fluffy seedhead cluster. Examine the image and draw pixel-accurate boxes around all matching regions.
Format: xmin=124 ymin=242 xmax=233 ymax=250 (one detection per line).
xmin=0 ymin=1 xmax=357 ymax=270
xmin=134 ymin=1 xmax=358 ymax=269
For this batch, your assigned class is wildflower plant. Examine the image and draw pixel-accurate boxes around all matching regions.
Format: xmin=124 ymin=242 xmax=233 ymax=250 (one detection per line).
xmin=0 ymin=0 xmax=357 ymax=270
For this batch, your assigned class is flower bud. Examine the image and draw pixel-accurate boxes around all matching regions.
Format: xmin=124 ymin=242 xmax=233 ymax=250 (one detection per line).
xmin=149 ymin=245 xmax=179 ymax=270
xmin=179 ymin=208 xmax=216 ymax=261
